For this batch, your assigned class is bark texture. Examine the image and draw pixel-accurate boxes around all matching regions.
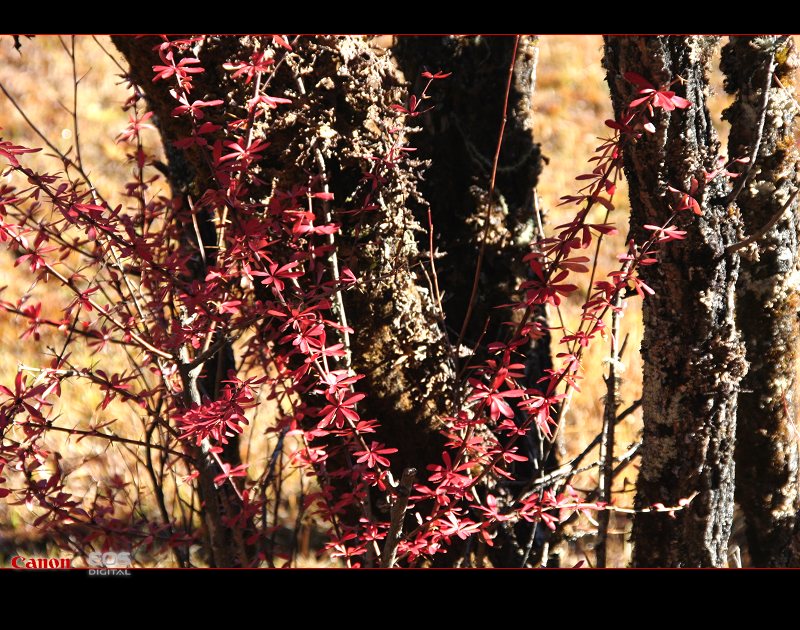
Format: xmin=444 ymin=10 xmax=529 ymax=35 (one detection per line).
xmin=270 ymin=37 xmax=456 ymax=473
xmin=604 ymin=36 xmax=748 ymax=567
xmin=392 ymin=36 xmax=553 ymax=566
xmin=722 ymin=35 xmax=800 ymax=566
xmin=392 ymin=36 xmax=544 ymax=349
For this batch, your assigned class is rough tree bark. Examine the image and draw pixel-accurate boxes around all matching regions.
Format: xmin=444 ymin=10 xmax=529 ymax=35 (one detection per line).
xmin=721 ymin=35 xmax=800 ymax=567
xmin=286 ymin=38 xmax=458 ymax=475
xmin=392 ymin=36 xmax=553 ymax=566
xmin=604 ymin=36 xmax=748 ymax=567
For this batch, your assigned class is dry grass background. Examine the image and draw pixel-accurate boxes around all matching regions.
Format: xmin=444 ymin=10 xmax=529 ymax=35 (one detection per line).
xmin=0 ymin=35 xmax=745 ymax=567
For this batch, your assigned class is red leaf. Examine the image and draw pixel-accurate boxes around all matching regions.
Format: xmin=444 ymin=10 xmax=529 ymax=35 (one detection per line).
xmin=670 ymin=95 xmax=691 ymax=109
xmin=623 ymin=72 xmax=654 ymax=90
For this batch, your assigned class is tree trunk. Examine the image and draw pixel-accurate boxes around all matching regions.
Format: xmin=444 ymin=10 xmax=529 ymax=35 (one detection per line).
xmin=113 ymin=35 xmax=252 ymax=567
xmin=267 ymin=36 xmax=457 ymax=475
xmin=721 ymin=35 xmax=800 ymax=566
xmin=113 ymin=34 xmax=563 ymax=567
xmin=392 ymin=36 xmax=553 ymax=566
xmin=113 ymin=36 xmax=458 ymax=558
xmin=603 ymin=36 xmax=748 ymax=567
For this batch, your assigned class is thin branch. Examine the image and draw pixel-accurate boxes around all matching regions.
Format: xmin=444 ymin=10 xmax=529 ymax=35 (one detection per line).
xmin=423 ymin=208 xmax=460 ymax=404
xmin=292 ymin=68 xmax=352 ymax=369
xmin=187 ymin=196 xmax=208 ymax=267
xmin=516 ymin=399 xmax=642 ymax=496
xmin=15 ymin=238 xmax=172 ymax=360
xmin=314 ymin=149 xmax=352 ymax=368
xmin=457 ymin=35 xmax=520 ymax=352
xmin=144 ymin=421 xmax=188 ymax=567
xmin=727 ymin=188 xmax=799 ymax=254
xmin=91 ymin=36 xmax=128 ymax=74
xmin=604 ymin=489 xmax=698 ymax=516
xmin=24 ymin=419 xmax=186 ymax=459
xmin=0 ymin=78 xmax=90 ymax=191
xmin=612 ymin=439 xmax=641 ymax=474
xmin=70 ymin=36 xmax=84 ymax=170
xmin=519 ymin=520 xmax=540 ymax=567
xmin=380 ymin=467 xmax=417 ymax=568
xmin=596 ymin=294 xmax=622 ymax=567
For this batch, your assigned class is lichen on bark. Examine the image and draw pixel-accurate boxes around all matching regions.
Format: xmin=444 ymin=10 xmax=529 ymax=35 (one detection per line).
xmin=271 ymin=37 xmax=457 ymax=472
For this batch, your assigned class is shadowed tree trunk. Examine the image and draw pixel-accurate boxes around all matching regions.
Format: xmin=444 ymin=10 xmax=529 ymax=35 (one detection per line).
xmin=604 ymin=36 xmax=748 ymax=567
xmin=392 ymin=36 xmax=553 ymax=566
xmin=721 ymin=35 xmax=800 ymax=567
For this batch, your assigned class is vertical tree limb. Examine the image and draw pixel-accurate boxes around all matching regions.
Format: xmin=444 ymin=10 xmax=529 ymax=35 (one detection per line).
xmin=722 ymin=35 xmax=800 ymax=567
xmin=380 ymin=467 xmax=417 ymax=568
xmin=603 ymin=36 xmax=748 ymax=567
xmin=392 ymin=35 xmax=552 ymax=567
xmin=596 ymin=296 xmax=622 ymax=567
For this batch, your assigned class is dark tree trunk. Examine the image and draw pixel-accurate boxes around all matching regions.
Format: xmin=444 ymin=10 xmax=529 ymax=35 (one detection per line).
xmin=721 ymin=35 xmax=800 ymax=567
xmin=259 ymin=36 xmax=457 ymax=475
xmin=392 ymin=36 xmax=553 ymax=566
xmin=603 ymin=36 xmax=748 ymax=567
xmin=392 ymin=36 xmax=544 ymax=349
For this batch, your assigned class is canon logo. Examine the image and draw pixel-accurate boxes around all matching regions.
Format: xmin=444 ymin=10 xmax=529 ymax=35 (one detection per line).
xmin=11 ymin=556 xmax=72 ymax=569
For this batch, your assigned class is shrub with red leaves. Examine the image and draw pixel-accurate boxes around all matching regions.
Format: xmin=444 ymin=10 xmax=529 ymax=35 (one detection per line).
xmin=0 ymin=35 xmax=706 ymax=568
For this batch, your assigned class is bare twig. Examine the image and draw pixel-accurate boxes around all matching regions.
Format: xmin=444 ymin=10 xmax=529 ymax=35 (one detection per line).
xmin=23 ymin=419 xmax=186 ymax=458
xmin=596 ymin=294 xmax=622 ymax=567
xmin=293 ymin=68 xmax=353 ymax=369
xmin=612 ymin=439 xmax=641 ymax=473
xmin=315 ymin=151 xmax=352 ymax=368
xmin=603 ymin=489 xmax=698 ymax=516
xmin=423 ymin=208 xmax=461 ymax=405
xmin=380 ymin=467 xmax=417 ymax=568
xmin=427 ymin=208 xmax=446 ymax=329
xmin=69 ymin=36 xmax=84 ymax=170
xmin=519 ymin=521 xmax=540 ymax=567
xmin=515 ymin=399 xmax=642 ymax=498
xmin=91 ymin=36 xmax=128 ymax=74
xmin=726 ymin=188 xmax=799 ymax=254
xmin=457 ymin=35 xmax=520 ymax=352
xmin=187 ymin=196 xmax=208 ymax=267
xmin=144 ymin=421 xmax=188 ymax=567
